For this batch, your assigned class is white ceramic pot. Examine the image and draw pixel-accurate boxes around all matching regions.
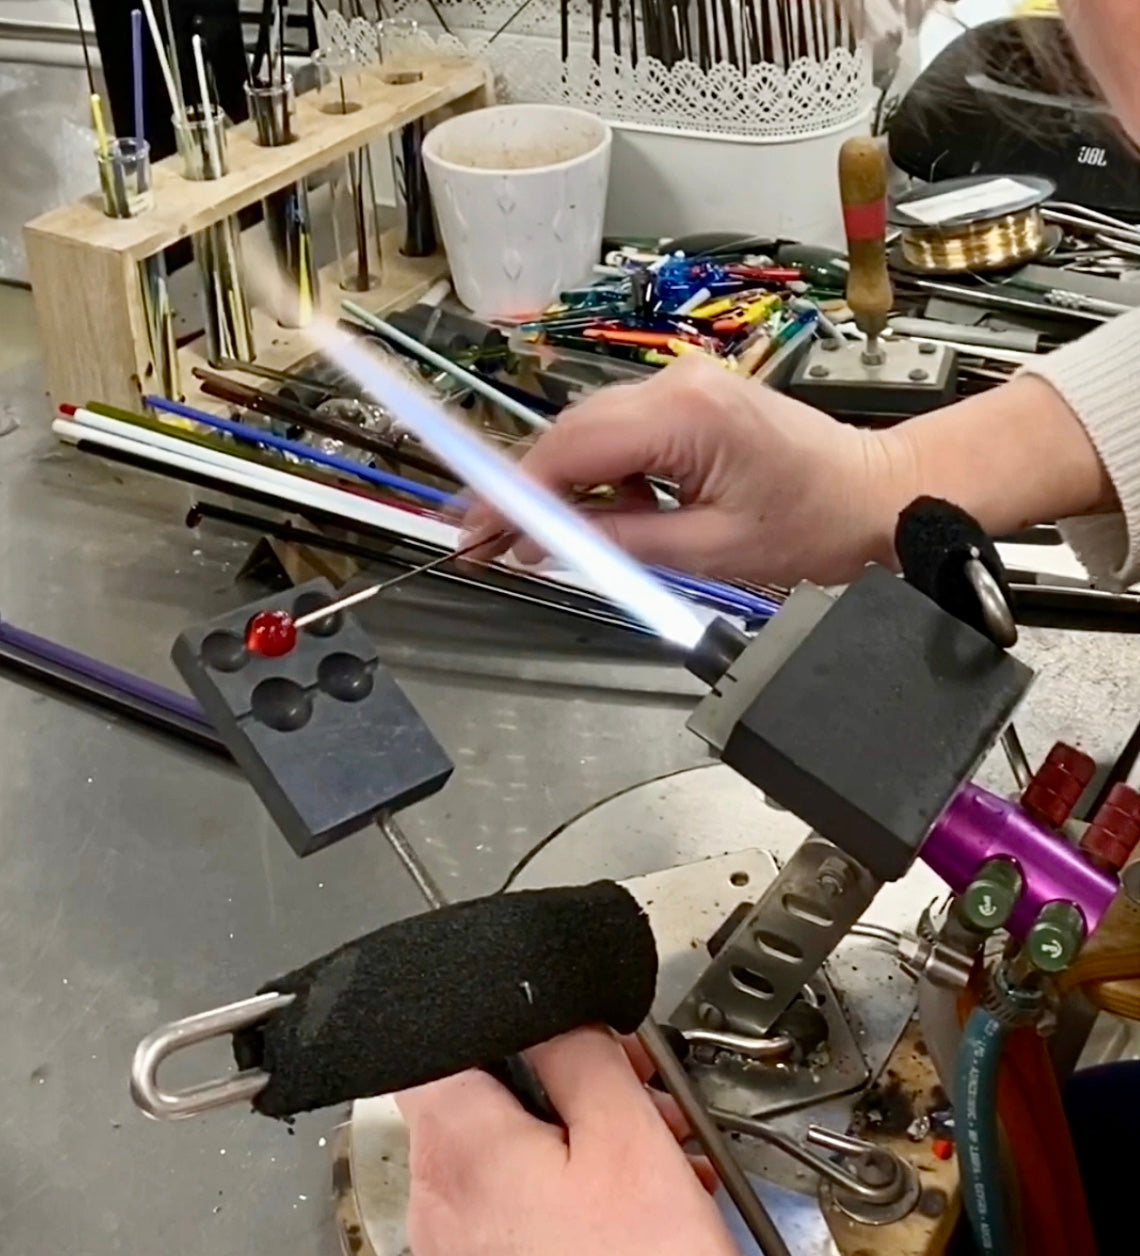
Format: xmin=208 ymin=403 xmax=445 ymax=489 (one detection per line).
xmin=422 ymin=104 xmax=612 ymax=319
xmin=603 ymin=110 xmax=875 ymax=251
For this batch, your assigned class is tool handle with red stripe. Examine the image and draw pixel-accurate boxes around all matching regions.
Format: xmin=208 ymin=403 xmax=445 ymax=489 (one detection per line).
xmin=839 ymin=137 xmax=892 ymax=341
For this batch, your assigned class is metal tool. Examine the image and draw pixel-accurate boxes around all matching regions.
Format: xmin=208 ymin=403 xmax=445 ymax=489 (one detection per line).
xmin=787 ymin=139 xmax=957 ymax=422
xmin=903 ymin=276 xmax=1111 ymax=324
xmin=292 ymin=534 xmax=501 ymax=630
xmin=636 ymin=1019 xmax=793 ymax=1256
xmin=680 ymin=1028 xmax=795 ymax=1061
xmin=671 ymin=834 xmax=881 ymax=1036
xmin=841 ymin=137 xmax=891 ymax=365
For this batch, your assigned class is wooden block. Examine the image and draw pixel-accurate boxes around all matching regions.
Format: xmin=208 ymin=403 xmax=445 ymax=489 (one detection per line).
xmin=25 ymin=233 xmax=153 ymax=414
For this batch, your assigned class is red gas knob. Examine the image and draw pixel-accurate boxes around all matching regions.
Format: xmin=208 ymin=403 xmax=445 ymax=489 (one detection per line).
xmin=1081 ymin=783 xmax=1140 ymax=874
xmin=1021 ymin=742 xmax=1096 ymax=830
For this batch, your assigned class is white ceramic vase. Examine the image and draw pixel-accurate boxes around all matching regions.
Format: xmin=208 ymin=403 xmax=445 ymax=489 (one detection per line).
xmin=422 ymin=104 xmax=612 ymax=319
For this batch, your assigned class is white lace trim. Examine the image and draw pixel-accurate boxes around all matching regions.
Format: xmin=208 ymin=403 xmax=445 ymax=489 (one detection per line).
xmin=315 ymin=2 xmax=874 ymax=139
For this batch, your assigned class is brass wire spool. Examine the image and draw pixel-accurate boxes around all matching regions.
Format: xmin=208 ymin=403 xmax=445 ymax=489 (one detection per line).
xmin=899 ymin=206 xmax=1049 ymax=273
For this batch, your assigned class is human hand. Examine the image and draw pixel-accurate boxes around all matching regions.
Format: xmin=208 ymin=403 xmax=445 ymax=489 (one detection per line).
xmin=396 ymin=1026 xmax=738 ymax=1256
xmin=461 ymin=355 xmax=915 ymax=588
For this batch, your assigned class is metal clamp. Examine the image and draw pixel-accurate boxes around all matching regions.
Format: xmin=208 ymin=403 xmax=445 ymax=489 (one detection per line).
xmin=130 ymin=991 xmax=294 ymax=1120
xmin=710 ymin=1108 xmax=920 ymax=1223
xmin=671 ymin=835 xmax=881 ymax=1037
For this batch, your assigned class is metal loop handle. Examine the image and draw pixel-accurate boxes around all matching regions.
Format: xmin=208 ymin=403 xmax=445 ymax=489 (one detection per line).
xmin=709 ymin=1108 xmax=911 ymax=1206
xmin=130 ymin=991 xmax=294 ymax=1120
xmin=681 ymin=1028 xmax=795 ymax=1061
xmin=964 ymin=554 xmax=1018 ymax=649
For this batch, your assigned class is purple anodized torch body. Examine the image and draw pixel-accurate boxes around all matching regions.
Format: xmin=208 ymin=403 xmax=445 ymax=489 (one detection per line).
xmin=921 ymin=782 xmax=1117 ymax=938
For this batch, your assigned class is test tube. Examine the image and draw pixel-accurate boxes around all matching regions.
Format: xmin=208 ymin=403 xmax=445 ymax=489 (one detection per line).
xmin=312 ymin=49 xmax=363 ymax=115
xmin=376 ymin=17 xmax=424 ymax=84
xmin=245 ymin=78 xmax=319 ymax=328
xmin=377 ymin=20 xmax=436 ymax=259
xmin=331 ymin=145 xmax=385 ymax=292
xmin=96 ymin=137 xmax=154 ymax=219
xmin=94 ymin=136 xmax=179 ymax=401
xmin=174 ymin=105 xmax=255 ymax=365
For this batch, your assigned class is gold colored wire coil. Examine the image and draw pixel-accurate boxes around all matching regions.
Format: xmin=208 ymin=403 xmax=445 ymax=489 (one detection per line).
xmin=900 ymin=207 xmax=1048 ymax=273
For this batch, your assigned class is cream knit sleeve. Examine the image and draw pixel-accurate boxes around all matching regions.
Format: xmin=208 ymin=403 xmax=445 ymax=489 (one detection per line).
xmin=1020 ymin=307 xmax=1140 ymax=588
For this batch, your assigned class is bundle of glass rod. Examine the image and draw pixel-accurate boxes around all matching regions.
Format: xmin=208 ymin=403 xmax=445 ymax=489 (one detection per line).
xmin=175 ymin=98 xmax=256 ymax=362
xmin=555 ymin=0 xmax=860 ymax=71
xmin=245 ymin=73 xmax=318 ymax=329
xmin=333 ymin=142 xmax=385 ymax=293
xmin=53 ymin=398 xmax=782 ymax=632
xmin=140 ymin=255 xmax=182 ymax=399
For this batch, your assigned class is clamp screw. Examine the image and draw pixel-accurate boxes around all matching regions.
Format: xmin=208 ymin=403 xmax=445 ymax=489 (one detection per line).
xmin=698 ymin=1002 xmax=725 ymax=1029
xmin=817 ymin=856 xmax=853 ymax=898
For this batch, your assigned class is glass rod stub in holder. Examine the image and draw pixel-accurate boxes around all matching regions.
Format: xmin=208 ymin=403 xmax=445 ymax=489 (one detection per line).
xmin=245 ymin=78 xmax=318 ymax=329
xmin=139 ymin=254 xmax=181 ymax=401
xmin=97 ymin=138 xmax=154 ymax=219
xmin=246 ymin=76 xmax=295 ymax=146
xmin=174 ymin=105 xmax=255 ymax=364
xmin=332 ymin=146 xmax=384 ymax=293
xmin=376 ymin=17 xmax=425 ymax=84
xmin=174 ymin=104 xmax=230 ymax=182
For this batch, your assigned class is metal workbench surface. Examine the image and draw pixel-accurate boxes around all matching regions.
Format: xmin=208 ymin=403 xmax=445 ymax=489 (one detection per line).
xmin=2 ymin=352 xmax=1140 ymax=1256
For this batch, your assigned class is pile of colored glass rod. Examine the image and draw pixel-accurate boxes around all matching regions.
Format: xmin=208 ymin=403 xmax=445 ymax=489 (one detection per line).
xmin=514 ymin=243 xmax=847 ymax=379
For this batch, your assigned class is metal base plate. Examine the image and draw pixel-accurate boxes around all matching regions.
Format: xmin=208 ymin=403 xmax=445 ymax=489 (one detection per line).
xmin=787 ymin=339 xmax=957 ymax=420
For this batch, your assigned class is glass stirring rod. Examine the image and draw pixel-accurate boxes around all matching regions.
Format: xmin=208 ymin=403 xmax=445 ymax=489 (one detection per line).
xmin=245 ymin=533 xmax=507 ymax=658
xmin=294 ymin=531 xmax=505 ymax=629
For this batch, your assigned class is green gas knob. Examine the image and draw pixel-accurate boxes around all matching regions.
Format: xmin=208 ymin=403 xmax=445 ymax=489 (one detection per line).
xmin=958 ymin=859 xmax=1024 ymax=932
xmin=1025 ymin=902 xmax=1087 ymax=973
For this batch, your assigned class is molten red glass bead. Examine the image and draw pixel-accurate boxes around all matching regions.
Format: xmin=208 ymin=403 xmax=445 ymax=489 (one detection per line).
xmin=245 ymin=609 xmax=298 ymax=658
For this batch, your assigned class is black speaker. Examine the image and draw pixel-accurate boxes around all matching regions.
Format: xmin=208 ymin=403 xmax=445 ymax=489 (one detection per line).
xmin=889 ymin=16 xmax=1140 ymax=221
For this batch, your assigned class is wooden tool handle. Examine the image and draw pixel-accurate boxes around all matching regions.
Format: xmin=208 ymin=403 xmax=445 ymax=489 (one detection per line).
xmin=839 ymin=137 xmax=892 ymax=342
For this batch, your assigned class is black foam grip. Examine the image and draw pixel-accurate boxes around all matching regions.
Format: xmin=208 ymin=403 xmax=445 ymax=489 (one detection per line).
xmin=233 ymin=881 xmax=658 ymax=1118
xmin=895 ymin=496 xmax=1013 ymax=639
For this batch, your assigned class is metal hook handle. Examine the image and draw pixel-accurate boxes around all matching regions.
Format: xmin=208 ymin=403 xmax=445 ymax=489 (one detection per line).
xmin=130 ymin=991 xmax=295 ymax=1120
xmin=708 ymin=1108 xmax=911 ymax=1206
xmin=965 ymin=553 xmax=1017 ymax=648
xmin=680 ymin=1029 xmax=795 ymax=1061
xmin=964 ymin=552 xmax=1033 ymax=788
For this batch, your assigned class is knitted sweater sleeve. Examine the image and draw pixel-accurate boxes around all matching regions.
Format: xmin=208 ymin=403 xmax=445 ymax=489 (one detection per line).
xmin=1020 ymin=307 xmax=1140 ymax=588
